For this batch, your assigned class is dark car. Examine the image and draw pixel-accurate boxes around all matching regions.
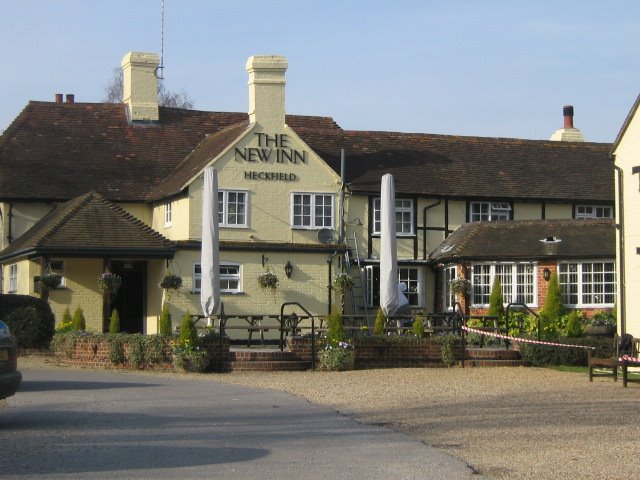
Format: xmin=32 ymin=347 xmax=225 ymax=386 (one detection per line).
xmin=0 ymin=320 xmax=21 ymax=400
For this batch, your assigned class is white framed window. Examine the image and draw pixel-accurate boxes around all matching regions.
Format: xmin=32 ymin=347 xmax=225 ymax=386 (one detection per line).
xmin=365 ymin=265 xmax=423 ymax=307
xmin=575 ymin=205 xmax=613 ymax=219
xmin=291 ymin=193 xmax=334 ymax=229
xmin=193 ymin=262 xmax=243 ymax=294
xmin=558 ymin=261 xmax=616 ymax=306
xmin=8 ymin=264 xmax=17 ymax=293
xmin=164 ymin=202 xmax=172 ymax=228
xmin=218 ymin=190 xmax=248 ymax=227
xmin=372 ymin=198 xmax=414 ymax=235
xmin=220 ymin=263 xmax=242 ymax=293
xmin=471 ymin=262 xmax=536 ymax=307
xmin=470 ymin=202 xmax=511 ymax=222
xmin=442 ymin=266 xmax=457 ymax=311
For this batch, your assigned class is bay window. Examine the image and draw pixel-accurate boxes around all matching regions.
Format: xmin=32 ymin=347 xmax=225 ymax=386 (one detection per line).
xmin=471 ymin=262 xmax=536 ymax=307
xmin=558 ymin=261 xmax=616 ymax=306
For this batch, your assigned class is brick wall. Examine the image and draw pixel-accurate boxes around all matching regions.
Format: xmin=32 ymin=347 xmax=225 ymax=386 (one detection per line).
xmin=288 ymin=336 xmax=463 ymax=369
xmin=53 ymin=335 xmax=230 ymax=371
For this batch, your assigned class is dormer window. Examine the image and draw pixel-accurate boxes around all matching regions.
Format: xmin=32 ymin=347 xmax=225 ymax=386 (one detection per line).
xmin=470 ymin=201 xmax=511 ymax=222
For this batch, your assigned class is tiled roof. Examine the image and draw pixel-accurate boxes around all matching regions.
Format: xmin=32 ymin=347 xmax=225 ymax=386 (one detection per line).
xmin=295 ymin=128 xmax=614 ymax=202
xmin=0 ymin=101 xmax=340 ymax=202
xmin=0 ymin=191 xmax=174 ymax=261
xmin=428 ymin=219 xmax=615 ymax=263
xmin=0 ymin=101 xmax=613 ymax=204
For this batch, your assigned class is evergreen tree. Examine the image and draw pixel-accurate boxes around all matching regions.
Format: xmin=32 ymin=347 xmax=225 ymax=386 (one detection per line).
xmin=159 ymin=304 xmax=172 ymax=336
xmin=374 ymin=308 xmax=386 ymax=335
xmin=541 ymin=273 xmax=565 ymax=321
xmin=109 ymin=309 xmax=120 ymax=334
xmin=72 ymin=306 xmax=86 ymax=331
xmin=179 ymin=314 xmax=198 ymax=350
xmin=488 ymin=277 xmax=505 ymax=318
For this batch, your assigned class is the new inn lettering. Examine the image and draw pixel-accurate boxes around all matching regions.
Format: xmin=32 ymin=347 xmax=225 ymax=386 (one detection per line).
xmin=234 ymin=133 xmax=307 ymax=164
xmin=236 ymin=133 xmax=306 ymax=182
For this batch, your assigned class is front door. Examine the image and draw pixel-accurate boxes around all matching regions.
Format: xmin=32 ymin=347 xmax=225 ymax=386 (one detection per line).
xmin=110 ymin=261 xmax=146 ymax=333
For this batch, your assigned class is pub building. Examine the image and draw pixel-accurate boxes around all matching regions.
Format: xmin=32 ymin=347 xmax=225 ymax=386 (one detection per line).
xmin=0 ymin=52 xmax=615 ymax=334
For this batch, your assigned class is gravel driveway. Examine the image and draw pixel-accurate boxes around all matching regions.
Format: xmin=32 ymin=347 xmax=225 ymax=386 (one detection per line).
xmin=18 ymin=357 xmax=640 ymax=479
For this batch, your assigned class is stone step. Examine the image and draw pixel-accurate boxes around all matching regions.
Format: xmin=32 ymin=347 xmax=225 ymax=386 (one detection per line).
xmin=465 ymin=348 xmax=521 ymax=361
xmin=462 ymin=359 xmax=528 ymax=367
xmin=229 ymin=360 xmax=311 ymax=372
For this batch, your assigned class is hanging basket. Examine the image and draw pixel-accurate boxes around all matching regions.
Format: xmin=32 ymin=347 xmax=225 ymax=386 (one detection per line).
xmin=450 ymin=277 xmax=471 ymax=296
xmin=160 ymin=274 xmax=183 ymax=290
xmin=98 ymin=272 xmax=122 ymax=294
xmin=258 ymin=271 xmax=279 ymax=290
xmin=40 ymin=273 xmax=62 ymax=290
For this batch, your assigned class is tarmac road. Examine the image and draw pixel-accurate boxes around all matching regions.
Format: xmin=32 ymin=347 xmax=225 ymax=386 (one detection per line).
xmin=0 ymin=366 xmax=483 ymax=479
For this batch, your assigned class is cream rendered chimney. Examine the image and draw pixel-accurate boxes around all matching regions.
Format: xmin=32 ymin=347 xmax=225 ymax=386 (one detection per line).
xmin=549 ymin=105 xmax=585 ymax=142
xmin=246 ymin=55 xmax=288 ymax=128
xmin=121 ymin=52 xmax=160 ymax=122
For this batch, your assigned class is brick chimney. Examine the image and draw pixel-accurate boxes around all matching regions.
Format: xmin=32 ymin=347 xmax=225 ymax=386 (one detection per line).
xmin=550 ymin=105 xmax=585 ymax=142
xmin=121 ymin=52 xmax=159 ymax=122
xmin=246 ymin=55 xmax=288 ymax=128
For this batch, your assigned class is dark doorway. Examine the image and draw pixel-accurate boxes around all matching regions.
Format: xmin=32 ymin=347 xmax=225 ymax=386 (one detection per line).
xmin=110 ymin=261 xmax=146 ymax=333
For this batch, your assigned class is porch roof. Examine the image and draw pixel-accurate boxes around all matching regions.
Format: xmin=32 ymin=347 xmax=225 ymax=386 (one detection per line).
xmin=0 ymin=191 xmax=174 ymax=261
xmin=428 ymin=219 xmax=615 ymax=264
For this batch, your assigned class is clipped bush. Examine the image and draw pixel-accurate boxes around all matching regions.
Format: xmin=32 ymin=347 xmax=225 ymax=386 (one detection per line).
xmin=488 ymin=277 xmax=505 ymax=319
xmin=325 ymin=309 xmax=344 ymax=346
xmin=519 ymin=337 xmax=611 ymax=366
xmin=159 ymin=304 xmax=172 ymax=336
xmin=72 ymin=306 xmax=86 ymax=332
xmin=540 ymin=273 xmax=565 ymax=336
xmin=179 ymin=313 xmax=197 ymax=349
xmin=109 ymin=309 xmax=120 ymax=334
xmin=412 ymin=315 xmax=425 ymax=337
xmin=374 ymin=308 xmax=386 ymax=335
xmin=563 ymin=310 xmax=584 ymax=338
xmin=0 ymin=294 xmax=55 ymax=349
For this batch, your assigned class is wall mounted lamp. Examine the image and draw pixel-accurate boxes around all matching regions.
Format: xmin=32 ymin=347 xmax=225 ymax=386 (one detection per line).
xmin=543 ymin=268 xmax=551 ymax=282
xmin=284 ymin=260 xmax=293 ymax=279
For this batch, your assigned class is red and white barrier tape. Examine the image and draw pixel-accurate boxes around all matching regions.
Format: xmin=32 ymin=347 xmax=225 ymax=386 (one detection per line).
xmin=620 ymin=355 xmax=640 ymax=363
xmin=462 ymin=325 xmax=596 ymax=350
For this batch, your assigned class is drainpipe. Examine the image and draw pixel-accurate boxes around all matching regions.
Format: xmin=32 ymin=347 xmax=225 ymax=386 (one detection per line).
xmin=339 ymin=149 xmax=346 ymax=244
xmin=327 ymin=251 xmax=340 ymax=314
xmin=612 ymin=159 xmax=626 ymax=335
xmin=6 ymin=203 xmax=13 ymax=244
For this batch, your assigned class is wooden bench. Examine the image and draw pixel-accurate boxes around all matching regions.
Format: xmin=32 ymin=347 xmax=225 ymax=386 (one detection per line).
xmin=620 ymin=338 xmax=640 ymax=387
xmin=588 ymin=334 xmax=634 ymax=382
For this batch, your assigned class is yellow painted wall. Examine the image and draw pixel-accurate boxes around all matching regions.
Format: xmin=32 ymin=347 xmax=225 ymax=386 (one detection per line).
xmin=514 ymin=203 xmax=542 ymax=220
xmin=613 ymin=109 xmax=640 ymax=336
xmin=119 ymin=203 xmax=153 ymax=227
xmin=46 ymin=258 xmax=104 ymax=332
xmin=0 ymin=202 xmax=55 ymax=251
xmin=544 ymin=204 xmax=572 ymax=219
xmin=150 ymin=197 xmax=190 ymax=241
xmin=188 ymin=125 xmax=342 ymax=244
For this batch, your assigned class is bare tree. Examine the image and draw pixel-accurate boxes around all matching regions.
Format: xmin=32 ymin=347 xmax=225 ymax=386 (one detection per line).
xmin=103 ymin=67 xmax=194 ymax=109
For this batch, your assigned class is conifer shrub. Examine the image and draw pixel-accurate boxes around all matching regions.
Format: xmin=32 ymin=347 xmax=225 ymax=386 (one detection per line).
xmin=488 ymin=277 xmax=505 ymax=319
xmin=563 ymin=310 xmax=585 ymax=338
xmin=374 ymin=308 xmax=386 ymax=335
xmin=159 ymin=304 xmax=172 ymax=336
xmin=539 ymin=273 xmax=565 ymax=338
xmin=412 ymin=315 xmax=425 ymax=338
xmin=325 ymin=309 xmax=344 ymax=346
xmin=72 ymin=306 xmax=86 ymax=332
xmin=109 ymin=309 xmax=120 ymax=334
xmin=179 ymin=313 xmax=197 ymax=349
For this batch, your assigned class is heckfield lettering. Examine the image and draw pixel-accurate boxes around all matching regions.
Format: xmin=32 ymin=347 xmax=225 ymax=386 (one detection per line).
xmin=244 ymin=171 xmax=297 ymax=181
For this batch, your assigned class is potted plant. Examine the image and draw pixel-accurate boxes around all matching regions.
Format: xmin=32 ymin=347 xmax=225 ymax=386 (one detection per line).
xmin=258 ymin=271 xmax=279 ymax=290
xmin=585 ymin=311 xmax=616 ymax=336
xmin=450 ymin=277 xmax=471 ymax=296
xmin=160 ymin=273 xmax=183 ymax=290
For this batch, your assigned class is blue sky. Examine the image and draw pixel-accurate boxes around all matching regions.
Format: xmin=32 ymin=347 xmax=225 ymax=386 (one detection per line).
xmin=2 ymin=1 xmax=639 ymax=142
